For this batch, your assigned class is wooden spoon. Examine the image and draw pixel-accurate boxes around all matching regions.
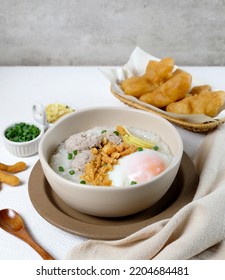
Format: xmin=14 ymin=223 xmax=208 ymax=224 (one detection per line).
xmin=0 ymin=208 xmax=54 ymax=260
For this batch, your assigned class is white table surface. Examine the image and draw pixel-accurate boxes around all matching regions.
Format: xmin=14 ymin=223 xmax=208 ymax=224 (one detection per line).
xmin=0 ymin=66 xmax=224 ymax=260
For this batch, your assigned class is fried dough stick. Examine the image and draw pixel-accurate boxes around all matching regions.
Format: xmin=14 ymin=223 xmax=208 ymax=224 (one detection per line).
xmin=0 ymin=161 xmax=26 ymax=173
xmin=0 ymin=171 xmax=20 ymax=186
xmin=166 ymin=91 xmax=225 ymax=117
xmin=189 ymin=85 xmax=212 ymax=95
xmin=120 ymin=57 xmax=175 ymax=98
xmin=120 ymin=76 xmax=156 ymax=98
xmin=140 ymin=71 xmax=192 ymax=108
xmin=145 ymin=57 xmax=174 ymax=84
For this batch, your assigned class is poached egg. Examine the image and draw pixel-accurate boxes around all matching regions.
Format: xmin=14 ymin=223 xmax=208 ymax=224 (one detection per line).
xmin=108 ymin=149 xmax=173 ymax=186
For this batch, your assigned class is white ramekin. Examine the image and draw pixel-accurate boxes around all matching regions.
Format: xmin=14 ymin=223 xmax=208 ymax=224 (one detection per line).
xmin=2 ymin=121 xmax=45 ymax=157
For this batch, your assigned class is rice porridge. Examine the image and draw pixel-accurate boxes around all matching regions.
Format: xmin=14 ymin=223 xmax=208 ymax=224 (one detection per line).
xmin=49 ymin=125 xmax=173 ymax=187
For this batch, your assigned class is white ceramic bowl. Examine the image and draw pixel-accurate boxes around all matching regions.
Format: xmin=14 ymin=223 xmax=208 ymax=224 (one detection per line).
xmin=38 ymin=107 xmax=183 ymax=217
xmin=2 ymin=121 xmax=45 ymax=157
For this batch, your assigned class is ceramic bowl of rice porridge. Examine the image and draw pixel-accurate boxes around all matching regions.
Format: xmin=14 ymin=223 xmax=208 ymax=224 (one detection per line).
xmin=38 ymin=107 xmax=183 ymax=217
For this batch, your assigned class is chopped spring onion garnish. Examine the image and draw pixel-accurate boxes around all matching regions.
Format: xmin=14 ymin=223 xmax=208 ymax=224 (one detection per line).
xmin=5 ymin=122 xmax=40 ymax=142
xmin=130 ymin=181 xmax=137 ymax=185
xmin=58 ymin=166 xmax=64 ymax=172
xmin=68 ymin=153 xmax=73 ymax=160
xmin=153 ymin=145 xmax=159 ymax=151
xmin=113 ymin=130 xmax=119 ymax=136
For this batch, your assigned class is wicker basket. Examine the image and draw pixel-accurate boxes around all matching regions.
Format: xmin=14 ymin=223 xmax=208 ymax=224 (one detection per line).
xmin=111 ymin=89 xmax=225 ymax=133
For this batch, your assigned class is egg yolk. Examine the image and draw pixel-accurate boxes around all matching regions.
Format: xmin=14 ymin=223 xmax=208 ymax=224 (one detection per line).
xmin=126 ymin=153 xmax=166 ymax=183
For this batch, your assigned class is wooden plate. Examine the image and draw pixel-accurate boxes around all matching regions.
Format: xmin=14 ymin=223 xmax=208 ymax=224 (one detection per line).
xmin=28 ymin=152 xmax=198 ymax=240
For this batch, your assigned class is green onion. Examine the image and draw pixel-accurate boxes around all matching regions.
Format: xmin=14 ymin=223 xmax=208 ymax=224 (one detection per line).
xmin=137 ymin=147 xmax=143 ymax=151
xmin=130 ymin=181 xmax=137 ymax=185
xmin=69 ymin=170 xmax=75 ymax=175
xmin=58 ymin=166 xmax=64 ymax=172
xmin=153 ymin=145 xmax=159 ymax=151
xmin=68 ymin=153 xmax=73 ymax=160
xmin=101 ymin=130 xmax=107 ymax=134
xmin=73 ymin=150 xmax=78 ymax=155
xmin=80 ymin=180 xmax=86 ymax=184
xmin=113 ymin=130 xmax=119 ymax=136
xmin=4 ymin=122 xmax=40 ymax=142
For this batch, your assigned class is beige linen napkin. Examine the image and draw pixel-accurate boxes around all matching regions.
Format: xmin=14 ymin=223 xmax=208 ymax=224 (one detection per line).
xmin=65 ymin=125 xmax=225 ymax=260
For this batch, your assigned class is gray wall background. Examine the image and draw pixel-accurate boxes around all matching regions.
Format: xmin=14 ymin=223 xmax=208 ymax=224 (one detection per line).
xmin=1 ymin=0 xmax=225 ymax=66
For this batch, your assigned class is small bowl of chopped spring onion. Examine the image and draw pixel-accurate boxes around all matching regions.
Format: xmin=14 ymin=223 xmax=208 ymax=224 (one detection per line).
xmin=2 ymin=121 xmax=45 ymax=157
